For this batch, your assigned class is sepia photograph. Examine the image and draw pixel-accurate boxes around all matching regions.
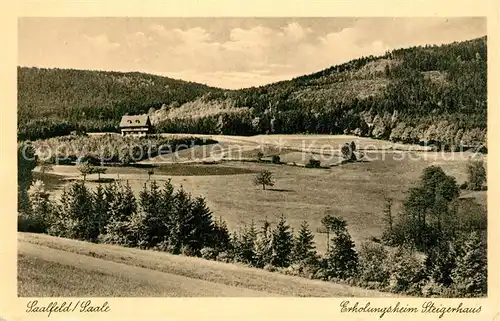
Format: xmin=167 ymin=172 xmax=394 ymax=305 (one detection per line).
xmin=16 ymin=17 xmax=488 ymax=299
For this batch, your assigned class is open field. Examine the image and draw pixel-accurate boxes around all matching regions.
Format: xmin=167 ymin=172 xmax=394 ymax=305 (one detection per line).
xmin=40 ymin=134 xmax=487 ymax=253
xmin=144 ymin=134 xmax=435 ymax=165
xmin=18 ymin=232 xmax=397 ymax=297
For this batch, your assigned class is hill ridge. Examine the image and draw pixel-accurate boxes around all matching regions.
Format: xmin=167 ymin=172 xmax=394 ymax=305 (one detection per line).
xmin=18 ymin=36 xmax=486 ymax=149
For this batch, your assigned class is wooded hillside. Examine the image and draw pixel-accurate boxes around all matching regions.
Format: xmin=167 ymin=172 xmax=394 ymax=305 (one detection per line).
xmin=18 ymin=37 xmax=487 ymax=149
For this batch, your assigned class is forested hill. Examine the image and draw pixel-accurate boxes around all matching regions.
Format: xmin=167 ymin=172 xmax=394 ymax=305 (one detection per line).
xmin=18 ymin=36 xmax=487 ymax=149
xmin=17 ymin=68 xmax=223 ymax=140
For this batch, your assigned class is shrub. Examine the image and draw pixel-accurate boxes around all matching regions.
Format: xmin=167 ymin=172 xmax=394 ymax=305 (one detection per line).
xmin=451 ymin=231 xmax=487 ymax=297
xmin=386 ymin=245 xmax=425 ymax=293
xmin=466 ymin=160 xmax=486 ymax=190
xmin=280 ymin=263 xmax=303 ymax=276
xmin=358 ymin=242 xmax=390 ymax=284
xmin=306 ymin=158 xmax=321 ymax=168
xmin=18 ymin=212 xmax=48 ymax=233
xmin=421 ymin=280 xmax=447 ymax=298
xmin=263 ymin=263 xmax=277 ymax=272
xmin=181 ymin=244 xmax=198 ymax=257
xmin=200 ymin=247 xmax=218 ymax=260
xmin=216 ymin=251 xmax=233 ymax=263
xmin=272 ymin=155 xmax=281 ymax=164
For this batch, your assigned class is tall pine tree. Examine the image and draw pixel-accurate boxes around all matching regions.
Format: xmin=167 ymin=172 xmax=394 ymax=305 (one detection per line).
xmin=270 ymin=215 xmax=294 ymax=268
xmin=255 ymin=218 xmax=273 ymax=268
xmin=323 ymin=215 xmax=359 ymax=280
xmin=293 ymin=221 xmax=317 ymax=265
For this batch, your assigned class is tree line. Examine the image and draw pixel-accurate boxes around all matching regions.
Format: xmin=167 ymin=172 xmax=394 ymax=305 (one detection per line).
xmin=29 ymin=134 xmax=217 ymax=165
xmin=18 ymin=37 xmax=486 ymax=149
xmin=18 ymin=161 xmax=487 ymax=297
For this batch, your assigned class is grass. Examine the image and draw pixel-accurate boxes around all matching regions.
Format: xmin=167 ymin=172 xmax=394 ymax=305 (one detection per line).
xmin=50 ymin=163 xmax=258 ymax=178
xmin=18 ymin=232 xmax=396 ymax=297
xmin=32 ymin=172 xmax=68 ymax=190
xmin=45 ymin=135 xmax=487 ymax=253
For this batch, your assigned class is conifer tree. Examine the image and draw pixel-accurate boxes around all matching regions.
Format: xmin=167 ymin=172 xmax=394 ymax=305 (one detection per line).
xmin=270 ymin=215 xmax=294 ymax=268
xmin=187 ymin=196 xmax=215 ymax=252
xmin=235 ymin=222 xmax=258 ymax=265
xmin=24 ymin=180 xmax=52 ymax=233
xmin=18 ymin=142 xmax=37 ymax=212
xmin=381 ymin=197 xmax=395 ymax=244
xmin=451 ymin=232 xmax=487 ymax=296
xmin=424 ymin=240 xmax=456 ymax=286
xmin=322 ymin=215 xmax=359 ymax=280
xmin=255 ymin=218 xmax=273 ymax=268
xmin=169 ymin=186 xmax=194 ymax=253
xmin=101 ymin=181 xmax=138 ymax=246
xmin=91 ymin=184 xmax=110 ymax=241
xmin=212 ymin=216 xmax=232 ymax=253
xmin=293 ymin=221 xmax=317 ymax=264
xmin=136 ymin=181 xmax=164 ymax=248
xmin=51 ymin=181 xmax=94 ymax=241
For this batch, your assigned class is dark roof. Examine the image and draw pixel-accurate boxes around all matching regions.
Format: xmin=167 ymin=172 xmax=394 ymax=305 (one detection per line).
xmin=119 ymin=114 xmax=150 ymax=128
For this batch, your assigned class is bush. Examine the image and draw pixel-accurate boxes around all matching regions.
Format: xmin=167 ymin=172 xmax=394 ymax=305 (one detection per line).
xmin=216 ymin=251 xmax=233 ymax=263
xmin=306 ymin=158 xmax=321 ymax=168
xmin=181 ymin=244 xmax=198 ymax=257
xmin=280 ymin=263 xmax=304 ymax=277
xmin=386 ymin=245 xmax=425 ymax=293
xmin=451 ymin=232 xmax=487 ymax=297
xmin=358 ymin=242 xmax=390 ymax=284
xmin=272 ymin=155 xmax=281 ymax=164
xmin=153 ymin=240 xmax=179 ymax=254
xmin=466 ymin=160 xmax=486 ymax=191
xmin=263 ymin=263 xmax=277 ymax=272
xmin=200 ymin=247 xmax=218 ymax=260
xmin=421 ymin=280 xmax=448 ymax=297
xmin=18 ymin=212 xmax=48 ymax=233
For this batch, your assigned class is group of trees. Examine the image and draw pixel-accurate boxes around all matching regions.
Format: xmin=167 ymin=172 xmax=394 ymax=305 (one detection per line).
xmin=18 ymin=161 xmax=487 ymax=297
xmin=19 ymin=38 xmax=486 ymax=150
xmin=20 ymin=179 xmax=226 ymax=255
xmin=151 ymin=38 xmax=486 ymax=150
xmin=381 ymin=163 xmax=487 ymax=296
xmin=76 ymin=162 xmax=107 ymax=181
xmin=30 ymin=134 xmax=217 ymax=166
xmin=18 ymin=67 xmax=222 ymax=140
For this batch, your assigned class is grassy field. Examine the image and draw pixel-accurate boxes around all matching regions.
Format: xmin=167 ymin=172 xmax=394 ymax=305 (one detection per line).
xmin=18 ymin=232 xmax=397 ymax=297
xmin=42 ymin=134 xmax=486 ymax=253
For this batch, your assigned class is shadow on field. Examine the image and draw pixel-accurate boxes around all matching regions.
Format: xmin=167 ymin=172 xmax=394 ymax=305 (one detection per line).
xmin=92 ymin=178 xmax=117 ymax=183
xmin=268 ymin=188 xmax=294 ymax=193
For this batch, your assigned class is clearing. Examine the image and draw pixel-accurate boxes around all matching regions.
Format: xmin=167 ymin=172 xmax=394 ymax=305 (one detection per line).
xmin=40 ymin=134 xmax=487 ymax=253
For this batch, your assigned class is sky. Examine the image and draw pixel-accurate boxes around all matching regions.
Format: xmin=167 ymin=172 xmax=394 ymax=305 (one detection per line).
xmin=18 ymin=17 xmax=486 ymax=89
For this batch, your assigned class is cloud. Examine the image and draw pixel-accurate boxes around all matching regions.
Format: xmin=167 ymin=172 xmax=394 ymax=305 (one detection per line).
xmin=283 ymin=22 xmax=312 ymax=42
xmin=150 ymin=25 xmax=212 ymax=43
xmin=19 ymin=18 xmax=486 ymax=89
xmin=82 ymin=34 xmax=120 ymax=51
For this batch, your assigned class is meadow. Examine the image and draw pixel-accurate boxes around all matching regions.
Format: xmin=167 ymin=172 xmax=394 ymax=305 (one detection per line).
xmin=39 ymin=134 xmax=486 ymax=253
xmin=18 ymin=232 xmax=396 ymax=297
